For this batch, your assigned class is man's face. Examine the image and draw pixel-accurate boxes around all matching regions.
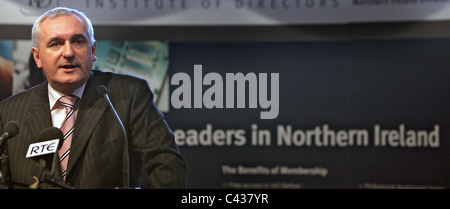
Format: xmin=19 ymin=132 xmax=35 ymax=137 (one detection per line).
xmin=32 ymin=14 xmax=96 ymax=94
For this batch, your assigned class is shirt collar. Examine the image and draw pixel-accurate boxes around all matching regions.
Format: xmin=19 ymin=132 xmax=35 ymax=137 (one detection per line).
xmin=48 ymin=83 xmax=86 ymax=110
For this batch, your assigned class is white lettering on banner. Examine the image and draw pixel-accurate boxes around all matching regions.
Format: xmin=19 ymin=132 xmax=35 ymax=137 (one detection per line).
xmin=221 ymin=165 xmax=329 ymax=177
xmin=277 ymin=124 xmax=369 ymax=147
xmin=174 ymin=124 xmax=247 ymax=146
xmin=26 ymin=139 xmax=60 ymax=158
xmin=279 ymin=124 xmax=440 ymax=147
xmin=171 ymin=65 xmax=279 ymax=119
xmin=174 ymin=123 xmax=441 ymax=148
xmin=374 ymin=124 xmax=440 ymax=147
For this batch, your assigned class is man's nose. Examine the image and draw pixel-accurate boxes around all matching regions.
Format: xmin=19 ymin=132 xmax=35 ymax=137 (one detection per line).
xmin=62 ymin=42 xmax=75 ymax=59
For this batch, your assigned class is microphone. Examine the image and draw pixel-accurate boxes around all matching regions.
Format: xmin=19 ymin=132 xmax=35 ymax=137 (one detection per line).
xmin=33 ymin=127 xmax=64 ymax=176
xmin=27 ymin=127 xmax=75 ymax=189
xmin=38 ymin=127 xmax=64 ymax=142
xmin=0 ymin=121 xmax=19 ymax=189
xmin=0 ymin=121 xmax=20 ymax=155
xmin=26 ymin=127 xmax=63 ymax=159
xmin=97 ymin=85 xmax=130 ymax=189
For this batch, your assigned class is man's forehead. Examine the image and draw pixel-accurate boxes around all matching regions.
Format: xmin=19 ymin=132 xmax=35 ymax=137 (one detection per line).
xmin=40 ymin=15 xmax=88 ymax=39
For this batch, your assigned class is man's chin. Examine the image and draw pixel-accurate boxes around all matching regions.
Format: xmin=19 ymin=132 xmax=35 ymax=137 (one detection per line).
xmin=51 ymin=79 xmax=87 ymax=94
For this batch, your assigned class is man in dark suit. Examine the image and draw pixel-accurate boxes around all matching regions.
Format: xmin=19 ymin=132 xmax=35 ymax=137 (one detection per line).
xmin=0 ymin=7 xmax=187 ymax=189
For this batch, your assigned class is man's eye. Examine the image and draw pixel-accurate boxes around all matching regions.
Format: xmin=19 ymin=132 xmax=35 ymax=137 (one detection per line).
xmin=74 ymin=39 xmax=85 ymax=45
xmin=49 ymin=42 xmax=60 ymax=47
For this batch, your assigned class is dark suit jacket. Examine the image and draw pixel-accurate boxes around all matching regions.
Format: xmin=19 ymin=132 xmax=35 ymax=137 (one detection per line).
xmin=0 ymin=70 xmax=187 ymax=189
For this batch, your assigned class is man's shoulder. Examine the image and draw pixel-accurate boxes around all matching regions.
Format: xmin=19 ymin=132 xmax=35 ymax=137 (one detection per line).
xmin=93 ymin=69 xmax=146 ymax=82
xmin=0 ymin=83 xmax=44 ymax=106
xmin=91 ymin=69 xmax=154 ymax=99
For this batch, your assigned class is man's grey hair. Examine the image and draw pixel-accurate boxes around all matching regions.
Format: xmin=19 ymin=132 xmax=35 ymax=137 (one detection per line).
xmin=31 ymin=7 xmax=96 ymax=48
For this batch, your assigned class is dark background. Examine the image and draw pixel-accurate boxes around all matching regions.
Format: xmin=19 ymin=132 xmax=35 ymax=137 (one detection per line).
xmin=165 ymin=39 xmax=450 ymax=188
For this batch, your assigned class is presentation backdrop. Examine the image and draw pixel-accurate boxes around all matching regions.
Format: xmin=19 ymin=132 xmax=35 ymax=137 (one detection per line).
xmin=165 ymin=40 xmax=449 ymax=189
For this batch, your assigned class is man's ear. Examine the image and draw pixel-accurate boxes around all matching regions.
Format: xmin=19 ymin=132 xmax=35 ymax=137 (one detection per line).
xmin=92 ymin=41 xmax=97 ymax=62
xmin=31 ymin=47 xmax=43 ymax=68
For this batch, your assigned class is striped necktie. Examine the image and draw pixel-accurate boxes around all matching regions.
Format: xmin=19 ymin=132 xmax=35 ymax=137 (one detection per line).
xmin=58 ymin=95 xmax=78 ymax=181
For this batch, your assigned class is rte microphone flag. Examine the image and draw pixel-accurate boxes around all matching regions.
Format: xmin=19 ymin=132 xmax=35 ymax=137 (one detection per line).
xmin=26 ymin=127 xmax=75 ymax=189
xmin=26 ymin=139 xmax=60 ymax=158
xmin=26 ymin=127 xmax=63 ymax=158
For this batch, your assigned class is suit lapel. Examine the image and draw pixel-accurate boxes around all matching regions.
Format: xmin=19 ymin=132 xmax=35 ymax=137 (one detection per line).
xmin=25 ymin=83 xmax=53 ymax=144
xmin=66 ymin=72 xmax=109 ymax=175
xmin=23 ymin=83 xmax=56 ymax=176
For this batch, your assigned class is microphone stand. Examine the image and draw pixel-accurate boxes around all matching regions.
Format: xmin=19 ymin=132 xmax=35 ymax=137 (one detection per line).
xmin=29 ymin=174 xmax=76 ymax=189
xmin=29 ymin=159 xmax=76 ymax=189
xmin=0 ymin=147 xmax=13 ymax=189
xmin=0 ymin=159 xmax=9 ymax=189
xmin=101 ymin=88 xmax=130 ymax=189
xmin=0 ymin=171 xmax=7 ymax=189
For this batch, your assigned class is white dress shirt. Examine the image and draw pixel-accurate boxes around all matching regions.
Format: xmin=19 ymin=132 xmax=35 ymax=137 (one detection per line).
xmin=48 ymin=83 xmax=85 ymax=128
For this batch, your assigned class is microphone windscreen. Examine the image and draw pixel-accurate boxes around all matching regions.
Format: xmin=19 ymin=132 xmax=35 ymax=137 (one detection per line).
xmin=38 ymin=127 xmax=64 ymax=149
xmin=97 ymin=85 xmax=109 ymax=97
xmin=2 ymin=121 xmax=20 ymax=138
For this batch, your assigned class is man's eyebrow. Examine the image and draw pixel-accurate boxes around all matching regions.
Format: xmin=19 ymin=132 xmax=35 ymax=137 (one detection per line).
xmin=46 ymin=34 xmax=87 ymax=43
xmin=47 ymin=37 xmax=63 ymax=44
xmin=71 ymin=34 xmax=87 ymax=41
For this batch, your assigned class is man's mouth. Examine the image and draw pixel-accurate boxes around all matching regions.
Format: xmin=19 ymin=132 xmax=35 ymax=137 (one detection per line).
xmin=60 ymin=64 xmax=79 ymax=70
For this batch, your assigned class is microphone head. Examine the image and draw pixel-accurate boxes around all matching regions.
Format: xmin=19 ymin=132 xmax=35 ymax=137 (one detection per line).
xmin=2 ymin=121 xmax=20 ymax=138
xmin=97 ymin=85 xmax=109 ymax=97
xmin=38 ymin=127 xmax=64 ymax=150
